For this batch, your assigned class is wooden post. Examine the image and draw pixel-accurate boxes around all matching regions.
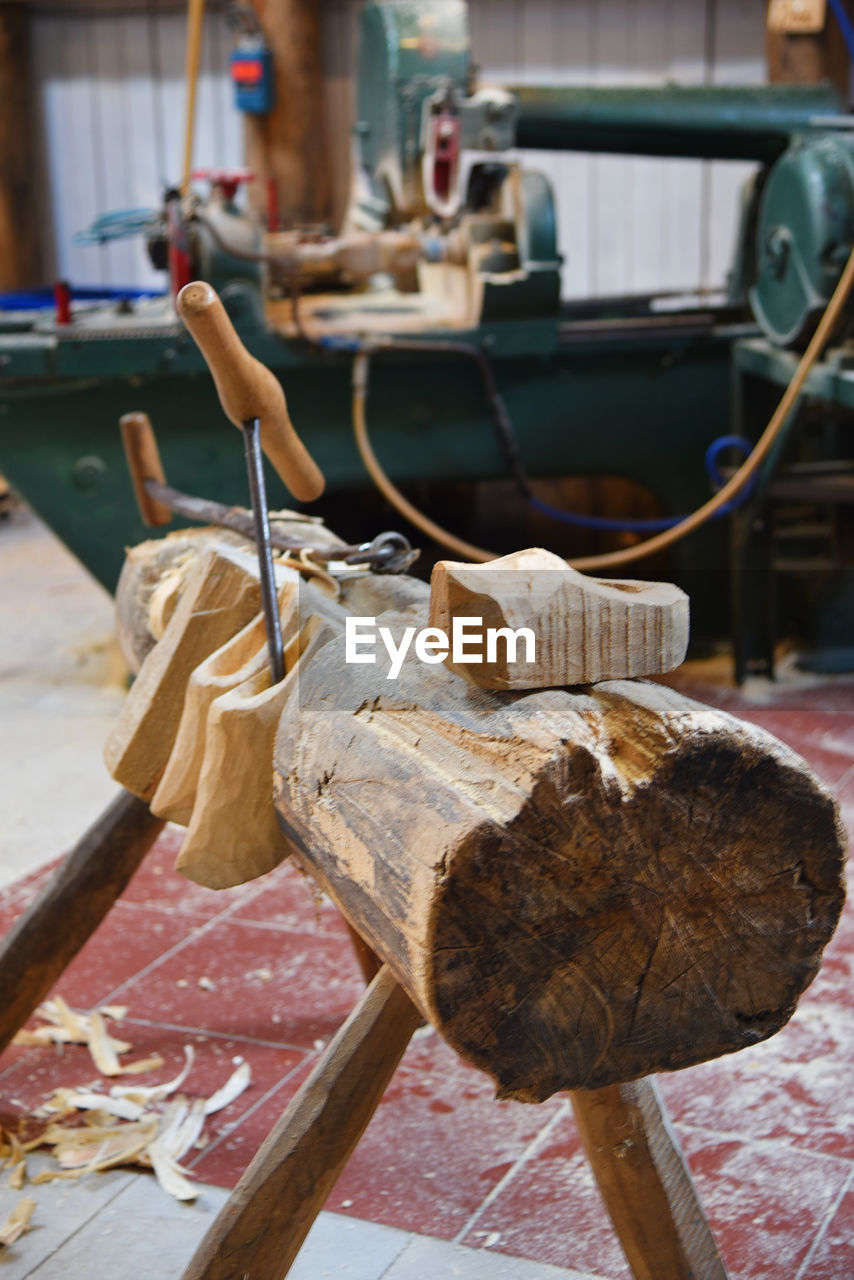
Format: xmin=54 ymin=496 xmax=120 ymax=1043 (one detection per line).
xmin=0 ymin=791 xmax=164 ymax=1057
xmin=243 ymin=0 xmax=332 ymax=230
xmin=0 ymin=3 xmax=43 ymax=289
xmin=767 ymin=1 xmax=853 ymax=97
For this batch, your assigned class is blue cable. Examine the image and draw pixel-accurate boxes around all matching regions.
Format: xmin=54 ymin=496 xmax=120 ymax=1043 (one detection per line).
xmin=828 ymin=0 xmax=854 ymax=65
xmin=526 ymin=436 xmax=756 ymax=533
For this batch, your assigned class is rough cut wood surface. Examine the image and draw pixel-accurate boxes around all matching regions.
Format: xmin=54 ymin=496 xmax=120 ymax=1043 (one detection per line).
xmin=274 ymin=630 xmax=846 ymax=1101
xmin=429 ymin=548 xmax=689 ymax=688
xmin=151 ymin=587 xmax=297 ymax=827
xmin=114 ymin=529 xmax=847 ymax=1100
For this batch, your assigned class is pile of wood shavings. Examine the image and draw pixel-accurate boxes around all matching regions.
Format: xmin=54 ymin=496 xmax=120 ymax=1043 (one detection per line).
xmin=1 ymin=997 xmax=251 ymax=1222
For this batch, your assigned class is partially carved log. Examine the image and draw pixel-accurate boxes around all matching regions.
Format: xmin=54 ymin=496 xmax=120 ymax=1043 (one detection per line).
xmin=113 ymin=527 xmax=847 ymax=1104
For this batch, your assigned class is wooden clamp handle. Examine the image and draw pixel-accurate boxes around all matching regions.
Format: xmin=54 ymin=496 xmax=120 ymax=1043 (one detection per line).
xmin=120 ymin=412 xmax=173 ymax=527
xmin=176 ymin=280 xmax=325 ymax=502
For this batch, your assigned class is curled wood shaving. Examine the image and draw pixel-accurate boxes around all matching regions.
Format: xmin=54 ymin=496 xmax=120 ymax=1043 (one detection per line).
xmin=13 ymin=999 xmax=131 ymax=1057
xmin=87 ymin=1011 xmax=122 ymax=1075
xmin=110 ymin=1046 xmax=194 ymax=1107
xmin=0 ymin=1198 xmax=35 ymax=1246
xmin=15 ymin=1016 xmax=254 ymax=1202
xmin=204 ymin=1061 xmax=251 ymax=1115
xmin=118 ymin=1054 xmax=165 ymax=1076
xmin=1 ymin=1129 xmax=24 ymax=1168
xmin=38 ymin=1089 xmax=146 ymax=1122
xmin=5 ymin=1162 xmax=26 ymax=1191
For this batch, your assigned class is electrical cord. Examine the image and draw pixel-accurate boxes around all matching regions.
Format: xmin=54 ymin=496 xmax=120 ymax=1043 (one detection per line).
xmin=350 ymin=243 xmax=854 ymax=568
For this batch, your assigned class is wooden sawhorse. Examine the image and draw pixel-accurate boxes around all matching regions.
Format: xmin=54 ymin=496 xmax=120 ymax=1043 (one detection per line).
xmin=0 ymin=790 xmax=728 ymax=1280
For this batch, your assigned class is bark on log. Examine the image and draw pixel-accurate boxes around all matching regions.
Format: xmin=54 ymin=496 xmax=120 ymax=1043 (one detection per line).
xmin=273 ymin=624 xmax=846 ymax=1102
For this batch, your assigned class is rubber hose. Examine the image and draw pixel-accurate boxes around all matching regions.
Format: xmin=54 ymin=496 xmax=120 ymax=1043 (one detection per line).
xmin=353 ymin=244 xmax=854 ymax=569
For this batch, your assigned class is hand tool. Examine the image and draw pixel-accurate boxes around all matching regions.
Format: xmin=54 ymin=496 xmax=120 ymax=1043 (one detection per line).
xmin=119 ymin=411 xmax=418 ymax=574
xmin=175 ymin=281 xmax=325 ymax=683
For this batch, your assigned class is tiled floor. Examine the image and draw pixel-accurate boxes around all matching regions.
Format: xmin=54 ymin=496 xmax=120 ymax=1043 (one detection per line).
xmin=0 ymin=675 xmax=852 ymax=1278
xmin=2 ymin=511 xmax=854 ymax=1278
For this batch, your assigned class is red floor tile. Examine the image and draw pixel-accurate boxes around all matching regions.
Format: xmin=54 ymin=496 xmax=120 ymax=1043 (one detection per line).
xmin=113 ymin=918 xmax=365 ymax=1048
xmin=229 ymin=858 xmax=350 ymax=938
xmin=800 ymin=1182 xmax=854 ymax=1279
xmin=189 ymin=1050 xmax=318 ymax=1187
xmin=0 ymin=1018 xmax=304 ymax=1126
xmin=456 ymin=1106 xmax=631 ymax=1278
xmin=677 ymin=1128 xmax=851 ymax=1280
xmin=329 ymin=1030 xmax=564 ymax=1240
xmin=3 ymin=674 xmax=854 ymax=1273
xmin=118 ymin=828 xmax=261 ymax=918
xmin=52 ymin=900 xmax=211 ymax=1009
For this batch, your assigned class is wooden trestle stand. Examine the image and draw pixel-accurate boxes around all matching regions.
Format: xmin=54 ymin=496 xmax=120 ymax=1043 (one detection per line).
xmin=0 ymin=285 xmax=846 ymax=1280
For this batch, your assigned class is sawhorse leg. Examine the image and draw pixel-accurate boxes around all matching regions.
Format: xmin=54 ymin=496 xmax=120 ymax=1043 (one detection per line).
xmin=182 ymin=967 xmax=728 ymax=1280
xmin=182 ymin=965 xmax=421 ymax=1280
xmin=0 ymin=789 xmax=164 ymax=1056
xmin=571 ymin=1081 xmax=729 ymax=1279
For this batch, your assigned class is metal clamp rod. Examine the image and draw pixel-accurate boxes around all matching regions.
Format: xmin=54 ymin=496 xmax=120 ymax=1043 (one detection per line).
xmin=241 ymin=416 xmax=285 ymax=684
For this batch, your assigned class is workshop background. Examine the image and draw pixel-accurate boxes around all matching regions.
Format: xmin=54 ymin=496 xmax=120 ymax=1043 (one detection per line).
xmin=28 ymin=0 xmax=763 ymax=298
xmin=3 ymin=3 xmax=854 ymax=1280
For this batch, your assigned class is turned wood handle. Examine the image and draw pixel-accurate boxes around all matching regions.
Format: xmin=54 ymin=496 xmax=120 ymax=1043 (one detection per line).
xmin=176 ymin=280 xmax=325 ymax=502
xmin=120 ymin=412 xmax=173 ymax=527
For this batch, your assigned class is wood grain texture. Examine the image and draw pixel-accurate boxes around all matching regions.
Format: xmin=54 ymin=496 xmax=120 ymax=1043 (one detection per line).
xmin=0 ymin=791 xmax=163 ymax=1057
xmin=429 ymin=547 xmax=689 ymax=688
xmin=571 ymin=1078 xmax=729 ymax=1280
xmin=181 ymin=966 xmax=420 ymax=1280
xmin=119 ymin=412 xmax=173 ymax=527
xmin=150 ymin=585 xmax=297 ymax=826
xmin=104 ymin=542 xmax=265 ymax=801
xmin=177 ymin=281 xmax=325 ymax=501
xmin=274 ymin=622 xmax=846 ymax=1101
xmin=244 ymin=0 xmax=332 ymax=230
xmin=174 ymin=614 xmax=334 ymax=889
xmin=113 ymin=528 xmax=846 ymax=1101
xmin=0 ymin=4 xmax=42 ymax=289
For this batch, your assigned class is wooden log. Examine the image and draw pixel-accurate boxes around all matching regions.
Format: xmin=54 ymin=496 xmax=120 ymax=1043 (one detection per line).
xmin=113 ymin=529 xmax=846 ymax=1101
xmin=0 ymin=792 xmax=163 ymax=1057
xmin=273 ymin=622 xmax=846 ymax=1102
xmin=429 ymin=547 xmax=689 ymax=688
xmin=181 ymin=966 xmax=420 ymax=1280
xmin=571 ymin=1080 xmax=728 ymax=1280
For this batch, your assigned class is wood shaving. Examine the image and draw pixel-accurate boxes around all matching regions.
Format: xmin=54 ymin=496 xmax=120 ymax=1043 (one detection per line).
xmin=0 ymin=1198 xmax=35 ymax=1246
xmin=204 ymin=1061 xmax=251 ymax=1115
xmin=13 ymin=999 xmax=132 ymax=1058
xmin=15 ymin=1008 xmax=254 ymax=1202
xmin=5 ymin=1163 xmax=25 ymax=1191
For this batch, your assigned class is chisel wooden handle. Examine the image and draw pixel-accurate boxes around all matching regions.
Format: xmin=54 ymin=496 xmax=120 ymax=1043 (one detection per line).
xmin=120 ymin=411 xmax=173 ymax=526
xmin=177 ymin=280 xmax=325 ymax=502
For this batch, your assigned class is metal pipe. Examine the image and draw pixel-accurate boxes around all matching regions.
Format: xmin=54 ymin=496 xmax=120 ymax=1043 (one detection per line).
xmin=509 ymin=83 xmax=842 ymax=162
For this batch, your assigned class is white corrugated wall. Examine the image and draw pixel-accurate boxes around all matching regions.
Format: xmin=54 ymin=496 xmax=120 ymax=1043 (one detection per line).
xmin=31 ymin=0 xmax=765 ymax=296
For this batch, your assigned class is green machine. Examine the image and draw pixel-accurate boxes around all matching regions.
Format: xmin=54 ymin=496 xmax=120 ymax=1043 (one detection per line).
xmin=0 ymin=0 xmax=849 ymax=648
